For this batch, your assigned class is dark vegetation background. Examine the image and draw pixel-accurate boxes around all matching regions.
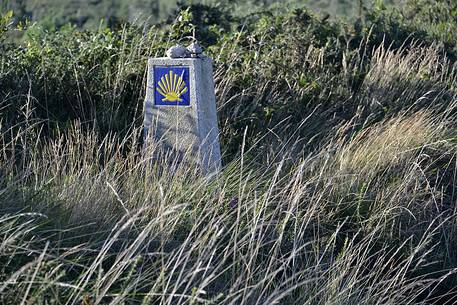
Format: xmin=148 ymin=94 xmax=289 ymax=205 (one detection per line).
xmin=3 ymin=0 xmax=394 ymax=28
xmin=2 ymin=0 xmax=457 ymax=159
xmin=2 ymin=0 xmax=457 ymax=304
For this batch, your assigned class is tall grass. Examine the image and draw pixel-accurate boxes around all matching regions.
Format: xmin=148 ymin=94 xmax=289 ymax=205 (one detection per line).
xmin=2 ymin=5 xmax=457 ymax=304
xmin=2 ymin=53 xmax=457 ymax=304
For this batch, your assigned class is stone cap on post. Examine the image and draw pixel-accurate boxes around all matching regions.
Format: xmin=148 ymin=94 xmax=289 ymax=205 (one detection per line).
xmin=143 ymin=42 xmax=221 ymax=174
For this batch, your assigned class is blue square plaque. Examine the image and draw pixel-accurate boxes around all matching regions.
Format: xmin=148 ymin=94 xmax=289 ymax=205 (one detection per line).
xmin=154 ymin=66 xmax=190 ymax=106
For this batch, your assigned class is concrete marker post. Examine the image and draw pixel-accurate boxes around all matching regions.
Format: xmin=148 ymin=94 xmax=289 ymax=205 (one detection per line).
xmin=143 ymin=44 xmax=222 ymax=174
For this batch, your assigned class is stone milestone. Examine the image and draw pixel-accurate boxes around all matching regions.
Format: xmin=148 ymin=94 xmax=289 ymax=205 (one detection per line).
xmin=143 ymin=43 xmax=222 ymax=174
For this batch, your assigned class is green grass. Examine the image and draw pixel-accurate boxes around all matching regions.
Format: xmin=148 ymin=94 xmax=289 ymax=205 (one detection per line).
xmin=2 ymin=1 xmax=457 ymax=304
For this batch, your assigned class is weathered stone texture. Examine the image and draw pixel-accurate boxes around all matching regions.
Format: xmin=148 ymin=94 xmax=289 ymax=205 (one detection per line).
xmin=144 ymin=57 xmax=221 ymax=173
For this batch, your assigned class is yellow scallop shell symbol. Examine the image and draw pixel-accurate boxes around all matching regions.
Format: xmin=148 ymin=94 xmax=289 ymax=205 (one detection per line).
xmin=156 ymin=70 xmax=188 ymax=102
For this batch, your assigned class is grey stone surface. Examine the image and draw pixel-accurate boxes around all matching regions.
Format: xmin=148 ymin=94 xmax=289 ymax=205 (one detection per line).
xmin=187 ymin=42 xmax=203 ymax=58
xmin=165 ymin=44 xmax=191 ymax=58
xmin=144 ymin=57 xmax=222 ymax=173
